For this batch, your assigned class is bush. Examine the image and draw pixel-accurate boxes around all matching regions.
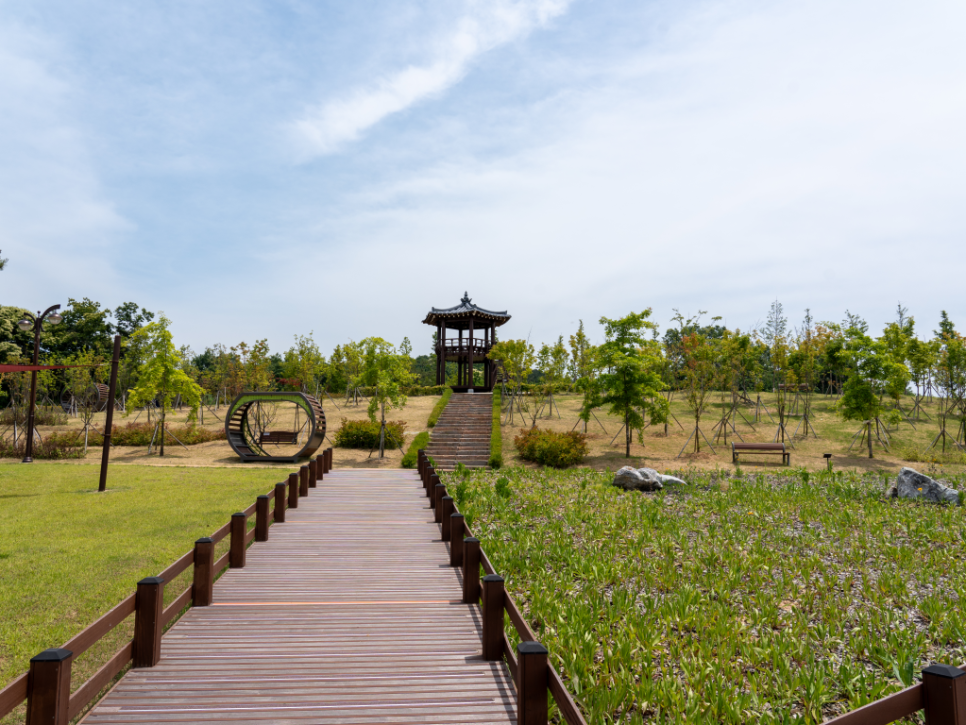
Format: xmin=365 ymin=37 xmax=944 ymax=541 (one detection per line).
xmin=489 ymin=388 xmax=502 ymax=469
xmin=427 ymin=388 xmax=453 ymax=428
xmin=0 ymin=406 xmax=68 ymax=426
xmin=334 ymin=418 xmax=406 ymax=450
xmin=513 ymin=427 xmax=588 ymax=468
xmin=402 ymin=431 xmax=430 ymax=468
xmin=0 ymin=436 xmax=84 ymax=460
xmin=48 ymin=422 xmax=226 ymax=447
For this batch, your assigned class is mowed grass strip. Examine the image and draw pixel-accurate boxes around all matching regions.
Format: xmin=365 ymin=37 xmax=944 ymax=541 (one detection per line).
xmin=450 ymin=467 xmax=966 ymax=724
xmin=0 ymin=463 xmax=281 ymax=689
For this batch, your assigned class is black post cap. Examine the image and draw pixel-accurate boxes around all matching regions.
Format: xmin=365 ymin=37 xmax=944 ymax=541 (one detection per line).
xmin=464 ymin=536 xmax=479 ymax=543
xmin=232 ymin=512 xmax=246 ymax=518
xmin=483 ymin=574 xmax=504 ymax=583
xmin=518 ymin=641 xmax=549 ymax=655
xmin=31 ymin=648 xmax=73 ymax=663
xmin=451 ymin=513 xmax=464 ymax=518
xmin=195 ymin=537 xmax=213 ymax=544
xmin=137 ymin=576 xmax=164 ymax=585
xmin=923 ymin=664 xmax=965 ymax=679
xmin=442 ymin=495 xmax=453 ymax=502
xmin=257 ymin=494 xmax=269 ymax=499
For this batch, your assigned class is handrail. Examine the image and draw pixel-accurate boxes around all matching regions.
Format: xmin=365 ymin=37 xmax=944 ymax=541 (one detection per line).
xmin=0 ymin=449 xmax=333 ymax=722
xmin=419 ymin=452 xmax=588 ymax=725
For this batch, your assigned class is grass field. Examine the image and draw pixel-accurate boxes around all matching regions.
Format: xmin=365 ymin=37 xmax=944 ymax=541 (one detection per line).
xmin=0 ymin=462 xmax=281 ymax=720
xmin=448 ymin=466 xmax=966 ymax=724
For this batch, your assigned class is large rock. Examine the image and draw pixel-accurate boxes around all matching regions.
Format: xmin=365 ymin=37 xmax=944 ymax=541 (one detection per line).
xmin=613 ymin=466 xmax=662 ymax=491
xmin=894 ymin=467 xmax=960 ymax=505
xmin=640 ymin=467 xmax=687 ymax=486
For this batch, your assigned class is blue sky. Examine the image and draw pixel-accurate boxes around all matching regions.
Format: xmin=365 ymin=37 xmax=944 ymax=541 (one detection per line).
xmin=2 ymin=0 xmax=965 ymax=356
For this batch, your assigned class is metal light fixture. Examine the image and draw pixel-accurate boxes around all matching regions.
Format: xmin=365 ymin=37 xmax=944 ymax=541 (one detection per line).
xmin=18 ymin=304 xmax=63 ymax=463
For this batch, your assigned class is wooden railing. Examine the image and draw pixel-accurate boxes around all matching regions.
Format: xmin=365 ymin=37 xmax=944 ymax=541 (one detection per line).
xmin=0 ymin=447 xmax=334 ymax=725
xmin=418 ymin=450 xmax=588 ymax=725
xmin=419 ymin=449 xmax=966 ymax=725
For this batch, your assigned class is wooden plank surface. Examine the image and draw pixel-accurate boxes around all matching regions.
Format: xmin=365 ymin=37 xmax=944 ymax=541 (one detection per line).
xmin=82 ymin=470 xmax=516 ymax=724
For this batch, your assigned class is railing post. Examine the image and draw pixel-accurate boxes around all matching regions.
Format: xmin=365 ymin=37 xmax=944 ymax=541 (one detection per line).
xmin=274 ymin=482 xmax=287 ymax=523
xmin=192 ymin=537 xmax=214 ymax=607
xmin=923 ymin=664 xmax=966 ymax=724
xmin=434 ymin=483 xmax=446 ymax=523
xmin=255 ymin=495 xmax=270 ymax=542
xmin=417 ymin=450 xmax=425 ymax=481
xmin=230 ymin=512 xmax=247 ymax=568
xmin=133 ymin=576 xmax=164 ymax=668
xmin=481 ymin=575 xmax=505 ymax=660
xmin=463 ymin=537 xmax=480 ymax=604
xmin=517 ymin=642 xmax=549 ymax=725
xmin=450 ymin=513 xmax=464 ymax=567
xmin=441 ymin=496 xmax=454 ymax=539
xmin=428 ymin=472 xmax=438 ymax=503
xmin=308 ymin=459 xmax=317 ymax=488
xmin=299 ymin=465 xmax=309 ymax=497
xmin=288 ymin=472 xmax=299 ymax=509
xmin=25 ymin=648 xmax=72 ymax=725
xmin=316 ymin=455 xmax=324 ymax=482
xmin=325 ymin=447 xmax=333 ymax=473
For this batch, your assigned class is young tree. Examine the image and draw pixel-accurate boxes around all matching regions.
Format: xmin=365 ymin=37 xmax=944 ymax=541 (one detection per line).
xmin=282 ymin=333 xmax=326 ymax=394
xmin=62 ymin=349 xmax=107 ymax=452
xmin=534 ymin=336 xmax=568 ymax=419
xmin=357 ymin=337 xmax=416 ymax=457
xmin=583 ymin=310 xmax=667 ymax=458
xmin=126 ymin=316 xmax=203 ymax=456
xmin=488 ymin=339 xmax=536 ymax=425
xmin=674 ymin=311 xmax=720 ymax=454
xmin=930 ymin=322 xmax=966 ymax=452
xmin=568 ymin=321 xmax=593 ymax=384
xmin=839 ymin=328 xmax=897 ymax=457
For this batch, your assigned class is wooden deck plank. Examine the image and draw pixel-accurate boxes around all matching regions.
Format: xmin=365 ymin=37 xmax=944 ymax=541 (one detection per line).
xmin=82 ymin=470 xmax=515 ymax=725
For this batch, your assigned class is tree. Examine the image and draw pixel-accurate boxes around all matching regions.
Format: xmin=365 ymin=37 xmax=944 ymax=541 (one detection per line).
xmin=113 ymin=302 xmax=155 ymax=340
xmin=568 ymin=321 xmax=593 ymax=384
xmin=488 ymin=339 xmax=535 ymax=426
xmin=281 ymin=333 xmax=326 ymax=393
xmin=583 ymin=310 xmax=667 ymax=458
xmin=0 ymin=249 xmax=7 ymax=270
xmin=673 ymin=311 xmax=720 ymax=454
xmin=357 ymin=337 xmax=416 ymax=457
xmin=125 ymin=316 xmax=203 ymax=456
xmin=762 ymin=299 xmax=787 ymax=346
xmin=839 ymin=328 xmax=897 ymax=457
xmin=44 ymin=298 xmax=115 ymax=357
xmin=533 ymin=336 xmax=568 ymax=420
xmin=930 ymin=328 xmax=966 ymax=452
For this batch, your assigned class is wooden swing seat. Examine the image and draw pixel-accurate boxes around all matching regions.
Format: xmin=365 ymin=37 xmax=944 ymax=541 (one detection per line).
xmin=260 ymin=431 xmax=299 ymax=445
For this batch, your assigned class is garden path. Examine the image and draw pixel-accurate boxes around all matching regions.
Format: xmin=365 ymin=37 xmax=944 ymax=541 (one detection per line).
xmin=81 ymin=469 xmax=516 ymax=724
xmin=426 ymin=393 xmax=492 ymax=471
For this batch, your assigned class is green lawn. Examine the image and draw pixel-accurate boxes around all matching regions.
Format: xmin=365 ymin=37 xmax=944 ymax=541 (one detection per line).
xmin=0 ymin=463 xmax=281 ymax=693
xmin=449 ymin=466 xmax=966 ymax=724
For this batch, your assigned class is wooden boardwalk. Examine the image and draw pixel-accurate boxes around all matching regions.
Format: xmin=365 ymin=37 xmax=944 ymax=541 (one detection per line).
xmin=82 ymin=469 xmax=516 ymax=724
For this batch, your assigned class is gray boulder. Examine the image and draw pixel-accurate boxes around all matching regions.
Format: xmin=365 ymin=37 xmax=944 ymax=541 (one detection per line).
xmin=894 ymin=467 xmax=960 ymax=505
xmin=640 ymin=467 xmax=687 ymax=486
xmin=613 ymin=466 xmax=662 ymax=491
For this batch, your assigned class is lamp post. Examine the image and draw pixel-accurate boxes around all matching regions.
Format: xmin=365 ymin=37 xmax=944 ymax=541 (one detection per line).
xmin=17 ymin=305 xmax=63 ymax=463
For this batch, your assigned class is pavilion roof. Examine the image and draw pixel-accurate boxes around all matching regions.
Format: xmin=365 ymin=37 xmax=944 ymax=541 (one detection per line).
xmin=422 ymin=293 xmax=511 ymax=329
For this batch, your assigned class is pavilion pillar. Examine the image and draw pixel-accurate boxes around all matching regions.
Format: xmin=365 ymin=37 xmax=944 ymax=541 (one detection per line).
xmin=468 ymin=318 xmax=475 ymax=389
xmin=438 ymin=324 xmax=445 ymax=385
xmin=458 ymin=329 xmax=464 ymax=386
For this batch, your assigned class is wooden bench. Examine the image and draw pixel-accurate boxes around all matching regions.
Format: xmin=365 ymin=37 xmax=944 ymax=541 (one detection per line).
xmin=732 ymin=442 xmax=790 ymax=466
xmin=260 ymin=431 xmax=299 ymax=445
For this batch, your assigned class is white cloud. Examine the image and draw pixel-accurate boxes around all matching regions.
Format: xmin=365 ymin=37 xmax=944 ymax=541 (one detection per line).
xmin=290 ymin=0 xmax=571 ymax=156
xmin=0 ymin=23 xmax=130 ymax=302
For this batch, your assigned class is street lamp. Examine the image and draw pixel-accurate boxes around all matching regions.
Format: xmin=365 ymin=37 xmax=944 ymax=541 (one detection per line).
xmin=17 ymin=305 xmax=62 ymax=463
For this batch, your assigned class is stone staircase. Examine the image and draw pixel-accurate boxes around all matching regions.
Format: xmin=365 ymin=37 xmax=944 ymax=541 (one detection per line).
xmin=425 ymin=392 xmax=493 ymax=470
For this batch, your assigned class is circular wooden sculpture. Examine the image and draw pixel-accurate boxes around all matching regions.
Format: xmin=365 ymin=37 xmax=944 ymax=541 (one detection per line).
xmin=60 ymin=383 xmax=111 ymax=413
xmin=225 ymin=392 xmax=326 ymax=463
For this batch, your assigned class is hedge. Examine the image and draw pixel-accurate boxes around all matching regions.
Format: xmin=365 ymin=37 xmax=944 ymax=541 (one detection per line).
xmin=333 ymin=418 xmax=407 ymax=449
xmin=401 ymin=431 xmax=430 ymax=469
xmin=489 ymin=388 xmax=502 ymax=469
xmin=427 ymin=388 xmax=453 ymax=428
xmin=513 ymin=427 xmax=588 ymax=468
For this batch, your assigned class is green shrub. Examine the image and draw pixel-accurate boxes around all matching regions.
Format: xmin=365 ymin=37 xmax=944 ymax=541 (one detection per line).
xmin=49 ymin=423 xmax=226 ymax=447
xmin=334 ymin=418 xmax=406 ymax=449
xmin=427 ymin=388 xmax=452 ymax=428
xmin=0 ymin=436 xmax=84 ymax=460
xmin=513 ymin=427 xmax=588 ymax=468
xmin=489 ymin=388 xmax=502 ymax=469
xmin=0 ymin=406 xmax=68 ymax=426
xmin=402 ymin=431 xmax=430 ymax=468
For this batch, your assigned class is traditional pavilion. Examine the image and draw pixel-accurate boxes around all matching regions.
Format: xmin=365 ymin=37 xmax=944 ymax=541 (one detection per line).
xmin=422 ymin=293 xmax=511 ymax=391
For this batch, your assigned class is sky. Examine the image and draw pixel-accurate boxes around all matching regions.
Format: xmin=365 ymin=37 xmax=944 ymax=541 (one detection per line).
xmin=1 ymin=0 xmax=965 ymax=357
